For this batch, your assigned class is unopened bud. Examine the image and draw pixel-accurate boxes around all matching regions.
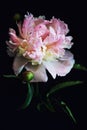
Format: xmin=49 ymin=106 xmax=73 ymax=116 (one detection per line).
xmin=22 ymin=71 xmax=34 ymax=82
xmin=13 ymin=13 xmax=21 ymax=21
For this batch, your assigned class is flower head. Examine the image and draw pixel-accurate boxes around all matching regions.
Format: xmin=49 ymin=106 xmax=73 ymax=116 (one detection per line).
xmin=7 ymin=13 xmax=75 ymax=82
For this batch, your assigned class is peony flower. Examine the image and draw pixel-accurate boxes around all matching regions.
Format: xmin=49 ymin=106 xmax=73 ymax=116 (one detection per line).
xmin=6 ymin=13 xmax=75 ymax=82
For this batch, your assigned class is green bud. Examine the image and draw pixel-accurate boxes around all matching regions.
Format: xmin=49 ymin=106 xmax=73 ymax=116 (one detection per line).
xmin=22 ymin=71 xmax=34 ymax=82
xmin=13 ymin=13 xmax=21 ymax=21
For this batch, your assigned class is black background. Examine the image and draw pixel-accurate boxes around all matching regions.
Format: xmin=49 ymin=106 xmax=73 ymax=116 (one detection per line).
xmin=0 ymin=0 xmax=87 ymax=129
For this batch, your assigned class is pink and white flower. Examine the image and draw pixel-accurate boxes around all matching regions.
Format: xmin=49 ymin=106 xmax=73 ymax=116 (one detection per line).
xmin=7 ymin=13 xmax=75 ymax=82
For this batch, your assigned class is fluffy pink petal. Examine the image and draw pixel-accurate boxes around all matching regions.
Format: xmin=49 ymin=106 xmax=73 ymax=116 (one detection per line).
xmin=17 ymin=23 xmax=24 ymax=38
xmin=45 ymin=38 xmax=65 ymax=55
xmin=50 ymin=18 xmax=69 ymax=35
xmin=22 ymin=13 xmax=34 ymax=38
xmin=13 ymin=56 xmax=28 ymax=75
xmin=58 ymin=36 xmax=73 ymax=49
xmin=6 ymin=41 xmax=18 ymax=57
xmin=64 ymin=36 xmax=73 ymax=49
xmin=35 ymin=23 xmax=49 ymax=40
xmin=57 ymin=19 xmax=69 ymax=34
xmin=44 ymin=27 xmax=58 ymax=44
xmin=34 ymin=16 xmax=45 ymax=25
xmin=25 ymin=64 xmax=48 ymax=82
xmin=9 ymin=28 xmax=21 ymax=44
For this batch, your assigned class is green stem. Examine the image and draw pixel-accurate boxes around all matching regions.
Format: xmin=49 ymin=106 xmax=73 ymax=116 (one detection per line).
xmin=3 ymin=74 xmax=18 ymax=78
xmin=18 ymin=82 xmax=33 ymax=110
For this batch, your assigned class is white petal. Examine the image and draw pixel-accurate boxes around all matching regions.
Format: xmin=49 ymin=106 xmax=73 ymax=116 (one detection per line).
xmin=56 ymin=58 xmax=75 ymax=76
xmin=43 ymin=61 xmax=57 ymax=79
xmin=43 ymin=51 xmax=75 ymax=78
xmin=25 ymin=64 xmax=48 ymax=82
xmin=56 ymin=51 xmax=75 ymax=76
xmin=13 ymin=56 xmax=28 ymax=75
xmin=59 ymin=50 xmax=73 ymax=60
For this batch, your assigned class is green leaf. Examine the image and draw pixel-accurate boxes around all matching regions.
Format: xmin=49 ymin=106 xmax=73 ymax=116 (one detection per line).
xmin=45 ymin=98 xmax=55 ymax=112
xmin=46 ymin=81 xmax=83 ymax=97
xmin=74 ymin=63 xmax=87 ymax=71
xmin=37 ymin=100 xmax=55 ymax=112
xmin=3 ymin=75 xmax=17 ymax=78
xmin=20 ymin=83 xmax=33 ymax=109
xmin=37 ymin=102 xmax=43 ymax=111
xmin=60 ymin=101 xmax=76 ymax=123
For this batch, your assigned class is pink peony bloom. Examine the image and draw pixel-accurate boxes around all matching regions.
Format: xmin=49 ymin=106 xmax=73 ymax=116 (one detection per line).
xmin=7 ymin=13 xmax=75 ymax=82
